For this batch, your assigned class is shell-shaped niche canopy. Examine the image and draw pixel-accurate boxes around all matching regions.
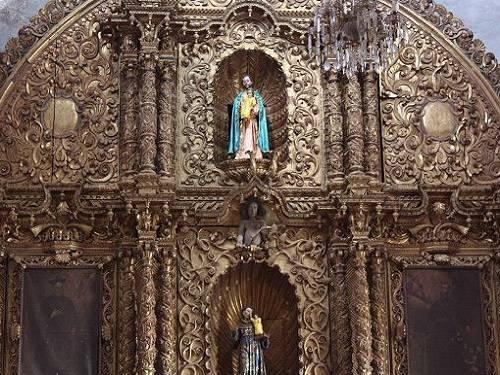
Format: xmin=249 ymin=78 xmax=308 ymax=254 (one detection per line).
xmin=213 ymin=49 xmax=288 ymax=162
xmin=210 ymin=262 xmax=300 ymax=375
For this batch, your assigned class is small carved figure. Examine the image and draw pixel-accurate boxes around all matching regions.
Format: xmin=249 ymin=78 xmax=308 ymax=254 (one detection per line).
xmin=228 ymin=75 xmax=270 ymax=159
xmin=237 ymin=198 xmax=268 ymax=248
xmin=233 ymin=307 xmax=270 ymax=375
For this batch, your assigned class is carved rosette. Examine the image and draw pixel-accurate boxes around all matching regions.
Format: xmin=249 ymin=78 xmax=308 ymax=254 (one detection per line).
xmin=120 ymin=61 xmax=140 ymax=177
xmin=118 ymin=253 xmax=137 ymax=375
xmin=324 ymin=71 xmax=344 ymax=181
xmin=363 ymin=72 xmax=382 ymax=179
xmin=156 ymin=248 xmax=177 ymax=375
xmin=0 ymin=15 xmax=119 ymax=185
xmin=139 ymin=56 xmax=159 ymax=173
xmin=346 ymin=245 xmax=373 ymax=375
xmin=136 ymin=242 xmax=158 ymax=375
xmin=369 ymin=248 xmax=389 ymax=375
xmin=381 ymin=28 xmax=500 ymax=186
xmin=345 ymin=76 xmax=365 ymax=175
xmin=157 ymin=61 xmax=176 ymax=178
xmin=327 ymin=244 xmax=351 ymax=375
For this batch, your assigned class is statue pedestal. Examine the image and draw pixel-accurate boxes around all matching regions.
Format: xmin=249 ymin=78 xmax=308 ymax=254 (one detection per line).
xmin=220 ymin=158 xmax=271 ymax=183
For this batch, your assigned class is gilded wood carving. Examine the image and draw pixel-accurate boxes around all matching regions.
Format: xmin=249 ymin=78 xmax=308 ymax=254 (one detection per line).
xmin=0 ymin=1 xmax=499 ymax=375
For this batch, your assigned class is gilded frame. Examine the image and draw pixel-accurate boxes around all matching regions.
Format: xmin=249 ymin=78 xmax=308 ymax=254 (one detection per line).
xmin=388 ymin=248 xmax=499 ymax=375
xmin=3 ymin=251 xmax=116 ymax=375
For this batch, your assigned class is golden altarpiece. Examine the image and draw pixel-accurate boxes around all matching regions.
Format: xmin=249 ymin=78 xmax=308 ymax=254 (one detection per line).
xmin=0 ymin=0 xmax=500 ymax=374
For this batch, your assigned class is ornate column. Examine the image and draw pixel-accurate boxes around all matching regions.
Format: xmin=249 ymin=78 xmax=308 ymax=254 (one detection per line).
xmin=328 ymin=243 xmax=351 ymax=375
xmin=157 ymin=61 xmax=176 ymax=179
xmin=324 ymin=71 xmax=345 ymax=181
xmin=370 ymin=247 xmax=390 ymax=375
xmin=136 ymin=20 xmax=161 ymax=174
xmin=363 ymin=71 xmax=382 ymax=179
xmin=136 ymin=238 xmax=158 ymax=375
xmin=120 ymin=35 xmax=139 ymax=177
xmin=345 ymin=75 xmax=365 ymax=175
xmin=139 ymin=55 xmax=158 ymax=173
xmin=135 ymin=201 xmax=160 ymax=375
xmin=346 ymin=243 xmax=373 ymax=375
xmin=118 ymin=252 xmax=136 ymax=375
xmin=156 ymin=247 xmax=177 ymax=375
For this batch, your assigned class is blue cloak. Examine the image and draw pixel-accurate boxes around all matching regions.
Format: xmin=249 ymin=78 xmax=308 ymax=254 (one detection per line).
xmin=228 ymin=90 xmax=270 ymax=156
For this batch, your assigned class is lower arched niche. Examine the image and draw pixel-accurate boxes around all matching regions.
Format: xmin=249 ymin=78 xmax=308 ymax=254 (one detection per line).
xmin=210 ymin=262 xmax=300 ymax=375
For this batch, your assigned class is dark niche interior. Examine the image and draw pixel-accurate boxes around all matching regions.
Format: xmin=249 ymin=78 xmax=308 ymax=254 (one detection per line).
xmin=210 ymin=262 xmax=300 ymax=375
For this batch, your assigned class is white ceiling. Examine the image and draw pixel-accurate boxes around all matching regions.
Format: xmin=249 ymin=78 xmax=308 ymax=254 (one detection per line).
xmin=0 ymin=0 xmax=499 ymax=57
xmin=439 ymin=0 xmax=500 ymax=57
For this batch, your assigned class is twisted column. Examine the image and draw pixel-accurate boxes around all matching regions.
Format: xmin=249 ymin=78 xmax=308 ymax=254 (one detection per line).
xmin=120 ymin=61 xmax=139 ymax=176
xmin=328 ymin=244 xmax=351 ymax=375
xmin=139 ymin=55 xmax=158 ymax=173
xmin=324 ymin=71 xmax=345 ymax=181
xmin=118 ymin=253 xmax=136 ymax=375
xmin=346 ymin=244 xmax=373 ymax=375
xmin=157 ymin=62 xmax=175 ymax=178
xmin=370 ymin=248 xmax=390 ymax=375
xmin=156 ymin=248 xmax=177 ymax=374
xmin=345 ymin=75 xmax=365 ymax=175
xmin=363 ymin=71 xmax=382 ymax=179
xmin=136 ymin=241 xmax=157 ymax=375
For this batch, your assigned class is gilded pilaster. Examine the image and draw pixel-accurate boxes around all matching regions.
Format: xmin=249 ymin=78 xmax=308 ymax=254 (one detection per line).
xmin=156 ymin=248 xmax=177 ymax=375
xmin=363 ymin=72 xmax=382 ymax=179
xmin=136 ymin=240 xmax=158 ymax=375
xmin=325 ymin=71 xmax=345 ymax=181
xmin=118 ymin=252 xmax=136 ymax=375
xmin=328 ymin=244 xmax=351 ymax=375
xmin=346 ymin=244 xmax=373 ymax=375
xmin=370 ymin=248 xmax=390 ymax=375
xmin=120 ymin=35 xmax=139 ymax=177
xmin=157 ymin=61 xmax=176 ymax=179
xmin=345 ymin=75 xmax=365 ymax=175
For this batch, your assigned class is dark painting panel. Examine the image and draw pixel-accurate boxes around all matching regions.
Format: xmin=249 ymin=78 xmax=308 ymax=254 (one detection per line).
xmin=404 ymin=269 xmax=486 ymax=375
xmin=21 ymin=268 xmax=101 ymax=375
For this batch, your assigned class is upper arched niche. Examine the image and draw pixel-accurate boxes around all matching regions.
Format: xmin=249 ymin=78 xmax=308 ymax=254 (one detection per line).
xmin=212 ymin=49 xmax=288 ymax=162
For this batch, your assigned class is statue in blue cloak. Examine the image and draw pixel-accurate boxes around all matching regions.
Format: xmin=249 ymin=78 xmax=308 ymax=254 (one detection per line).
xmin=228 ymin=75 xmax=270 ymax=159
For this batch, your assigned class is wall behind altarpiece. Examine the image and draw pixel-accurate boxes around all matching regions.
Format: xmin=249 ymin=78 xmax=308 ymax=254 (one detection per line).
xmin=0 ymin=1 xmax=500 ymax=375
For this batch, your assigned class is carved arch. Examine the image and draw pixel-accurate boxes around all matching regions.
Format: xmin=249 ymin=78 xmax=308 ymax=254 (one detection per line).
xmin=209 ymin=262 xmax=300 ymax=375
